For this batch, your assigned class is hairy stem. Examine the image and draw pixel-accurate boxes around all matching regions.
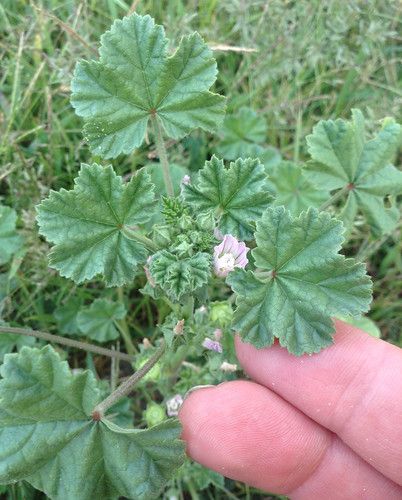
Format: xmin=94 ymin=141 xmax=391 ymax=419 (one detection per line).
xmin=93 ymin=341 xmax=166 ymax=418
xmin=319 ymin=184 xmax=350 ymax=211
xmin=122 ymin=227 xmax=158 ymax=252
xmin=151 ymin=115 xmax=174 ymax=197
xmin=0 ymin=326 xmax=133 ymax=362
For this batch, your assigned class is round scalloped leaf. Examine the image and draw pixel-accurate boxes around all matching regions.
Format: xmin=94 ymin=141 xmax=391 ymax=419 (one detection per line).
xmin=227 ymin=207 xmax=372 ymax=355
xmin=306 ymin=109 xmax=402 ymax=235
xmin=36 ymin=164 xmax=156 ymax=286
xmin=0 ymin=345 xmax=185 ymax=500
xmin=71 ymin=13 xmax=226 ymax=158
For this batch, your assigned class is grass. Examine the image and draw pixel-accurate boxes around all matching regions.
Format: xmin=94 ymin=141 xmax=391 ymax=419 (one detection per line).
xmin=0 ymin=0 xmax=402 ymax=498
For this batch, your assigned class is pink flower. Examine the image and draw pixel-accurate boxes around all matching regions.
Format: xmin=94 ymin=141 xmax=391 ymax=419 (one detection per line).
xmin=202 ymin=337 xmax=223 ymax=353
xmin=166 ymin=394 xmax=183 ymax=417
xmin=220 ymin=361 xmax=237 ymax=372
xmin=213 ymin=234 xmax=249 ymax=278
xmin=181 ymin=174 xmax=191 ymax=185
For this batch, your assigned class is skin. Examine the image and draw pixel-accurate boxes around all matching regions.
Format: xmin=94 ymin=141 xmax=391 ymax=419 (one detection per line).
xmin=179 ymin=320 xmax=402 ymax=498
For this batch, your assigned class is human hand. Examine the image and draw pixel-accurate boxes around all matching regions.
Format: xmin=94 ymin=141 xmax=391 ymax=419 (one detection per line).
xmin=179 ymin=320 xmax=402 ymax=498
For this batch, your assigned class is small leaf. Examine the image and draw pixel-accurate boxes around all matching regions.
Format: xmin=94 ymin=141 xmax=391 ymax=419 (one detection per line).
xmin=0 ymin=205 xmax=24 ymax=265
xmin=306 ymin=109 xmax=402 ymax=235
xmin=54 ymin=297 xmax=83 ymax=336
xmin=36 ymin=163 xmax=156 ymax=286
xmin=216 ymin=107 xmax=267 ymax=160
xmin=184 ymin=156 xmax=272 ymax=240
xmin=71 ymin=14 xmax=226 ymax=158
xmin=149 ymin=250 xmax=211 ymax=300
xmin=267 ymin=161 xmax=329 ymax=215
xmin=77 ymin=299 xmax=126 ymax=343
xmin=227 ymin=207 xmax=372 ymax=355
xmin=0 ymin=345 xmax=185 ymax=500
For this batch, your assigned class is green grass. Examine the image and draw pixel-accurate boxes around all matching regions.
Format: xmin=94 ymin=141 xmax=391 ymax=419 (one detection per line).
xmin=0 ymin=1 xmax=401 ymax=498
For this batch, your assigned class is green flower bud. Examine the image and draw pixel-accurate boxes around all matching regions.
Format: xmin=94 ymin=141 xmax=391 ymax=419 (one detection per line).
xmin=143 ymin=403 xmax=166 ymax=427
xmin=210 ymin=301 xmax=233 ymax=327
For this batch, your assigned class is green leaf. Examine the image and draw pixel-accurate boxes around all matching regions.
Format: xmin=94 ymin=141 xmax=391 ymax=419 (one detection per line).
xmin=36 ymin=163 xmax=156 ymax=286
xmin=0 ymin=205 xmax=24 ymax=265
xmin=184 ymin=156 xmax=272 ymax=240
xmin=71 ymin=13 xmax=226 ymax=158
xmin=306 ymin=109 xmax=402 ymax=235
xmin=0 ymin=345 xmax=184 ymax=500
xmin=216 ymin=107 xmax=267 ymax=160
xmin=227 ymin=207 xmax=372 ymax=355
xmin=77 ymin=299 xmax=126 ymax=343
xmin=149 ymin=250 xmax=211 ymax=300
xmin=54 ymin=297 xmax=83 ymax=336
xmin=267 ymin=161 xmax=329 ymax=215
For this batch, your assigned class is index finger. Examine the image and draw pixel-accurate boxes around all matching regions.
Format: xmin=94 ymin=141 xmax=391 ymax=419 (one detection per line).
xmin=235 ymin=320 xmax=402 ymax=486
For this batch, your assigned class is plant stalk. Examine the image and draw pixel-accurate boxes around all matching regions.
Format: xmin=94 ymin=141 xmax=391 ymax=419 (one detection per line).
xmin=319 ymin=184 xmax=350 ymax=211
xmin=122 ymin=227 xmax=158 ymax=252
xmin=0 ymin=326 xmax=133 ymax=362
xmin=151 ymin=115 xmax=175 ymax=197
xmin=92 ymin=341 xmax=166 ymax=418
xmin=116 ymin=287 xmax=137 ymax=355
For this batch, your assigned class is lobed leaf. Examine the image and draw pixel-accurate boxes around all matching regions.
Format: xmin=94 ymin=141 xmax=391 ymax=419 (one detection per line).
xmin=0 ymin=345 xmax=185 ymax=500
xmin=306 ymin=109 xmax=402 ymax=235
xmin=77 ymin=298 xmax=127 ymax=343
xmin=227 ymin=207 xmax=372 ymax=355
xmin=0 ymin=205 xmax=24 ymax=265
xmin=36 ymin=163 xmax=156 ymax=286
xmin=184 ymin=156 xmax=272 ymax=240
xmin=267 ymin=161 xmax=329 ymax=215
xmin=71 ymin=14 xmax=226 ymax=158
xmin=216 ymin=107 xmax=267 ymax=160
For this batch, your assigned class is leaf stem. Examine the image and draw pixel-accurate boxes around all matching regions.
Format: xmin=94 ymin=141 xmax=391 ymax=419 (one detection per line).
xmin=122 ymin=227 xmax=158 ymax=252
xmin=319 ymin=184 xmax=350 ymax=211
xmin=151 ymin=115 xmax=175 ymax=197
xmin=116 ymin=287 xmax=137 ymax=355
xmin=93 ymin=341 xmax=166 ymax=418
xmin=0 ymin=326 xmax=134 ymax=362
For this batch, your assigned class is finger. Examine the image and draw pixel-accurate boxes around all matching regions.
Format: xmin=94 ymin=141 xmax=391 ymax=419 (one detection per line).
xmin=179 ymin=381 xmax=401 ymax=498
xmin=235 ymin=320 xmax=402 ymax=485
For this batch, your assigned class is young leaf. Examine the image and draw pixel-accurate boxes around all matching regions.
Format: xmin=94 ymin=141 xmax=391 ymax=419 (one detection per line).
xmin=36 ymin=163 xmax=155 ymax=286
xmin=216 ymin=107 xmax=267 ymax=160
xmin=267 ymin=161 xmax=329 ymax=215
xmin=184 ymin=156 xmax=272 ymax=240
xmin=227 ymin=207 xmax=372 ymax=355
xmin=71 ymin=13 xmax=226 ymax=158
xmin=0 ymin=205 xmax=24 ymax=265
xmin=77 ymin=298 xmax=126 ymax=343
xmin=306 ymin=109 xmax=402 ymax=235
xmin=149 ymin=250 xmax=211 ymax=300
xmin=0 ymin=345 xmax=185 ymax=500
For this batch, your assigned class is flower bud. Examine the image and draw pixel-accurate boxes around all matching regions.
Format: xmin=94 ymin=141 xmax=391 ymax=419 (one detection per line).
xmin=210 ymin=301 xmax=233 ymax=326
xmin=144 ymin=403 xmax=166 ymax=427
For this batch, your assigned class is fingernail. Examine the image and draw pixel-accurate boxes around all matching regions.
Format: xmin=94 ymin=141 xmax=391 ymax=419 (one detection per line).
xmin=183 ymin=384 xmax=215 ymax=401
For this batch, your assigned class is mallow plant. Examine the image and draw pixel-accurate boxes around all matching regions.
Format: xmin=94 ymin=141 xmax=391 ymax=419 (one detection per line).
xmin=0 ymin=12 xmax=401 ymax=500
